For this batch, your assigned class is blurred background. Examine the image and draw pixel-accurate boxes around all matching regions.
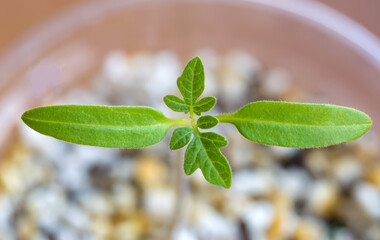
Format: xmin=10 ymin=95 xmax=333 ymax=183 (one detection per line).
xmin=1 ymin=0 xmax=380 ymax=55
xmin=0 ymin=0 xmax=380 ymax=240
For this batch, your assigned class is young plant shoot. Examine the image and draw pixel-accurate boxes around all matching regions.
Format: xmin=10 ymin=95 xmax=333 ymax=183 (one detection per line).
xmin=22 ymin=57 xmax=372 ymax=188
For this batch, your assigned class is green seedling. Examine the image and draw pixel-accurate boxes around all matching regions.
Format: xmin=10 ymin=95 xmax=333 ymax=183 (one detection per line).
xmin=22 ymin=57 xmax=372 ymax=188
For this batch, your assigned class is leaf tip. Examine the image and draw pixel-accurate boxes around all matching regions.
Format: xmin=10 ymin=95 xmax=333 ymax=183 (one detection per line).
xmin=223 ymin=180 xmax=232 ymax=189
xmin=365 ymin=113 xmax=373 ymax=126
xmin=193 ymin=56 xmax=202 ymax=62
xmin=21 ymin=110 xmax=30 ymax=124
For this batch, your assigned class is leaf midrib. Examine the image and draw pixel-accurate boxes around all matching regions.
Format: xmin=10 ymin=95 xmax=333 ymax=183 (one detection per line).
xmin=195 ymin=132 xmax=228 ymax=187
xmin=190 ymin=65 xmax=196 ymax=106
xmin=166 ymin=98 xmax=187 ymax=106
xmin=171 ymin=131 xmax=192 ymax=148
xmin=165 ymin=97 xmax=189 ymax=109
xmin=188 ymin=62 xmax=202 ymax=106
xmin=218 ymin=116 xmax=371 ymax=128
xmin=24 ymin=117 xmax=171 ymax=130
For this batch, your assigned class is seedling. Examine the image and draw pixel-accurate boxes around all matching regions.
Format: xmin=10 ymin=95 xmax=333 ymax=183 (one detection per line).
xmin=22 ymin=57 xmax=372 ymax=188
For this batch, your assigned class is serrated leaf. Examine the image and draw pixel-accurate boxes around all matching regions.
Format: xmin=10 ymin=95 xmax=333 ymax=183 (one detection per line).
xmin=170 ymin=127 xmax=193 ymax=150
xmin=184 ymin=131 xmax=231 ymax=188
xmin=217 ymin=101 xmax=372 ymax=148
xmin=193 ymin=96 xmax=216 ymax=116
xmin=22 ymin=105 xmax=188 ymax=148
xmin=197 ymin=115 xmax=218 ymax=129
xmin=163 ymin=95 xmax=190 ymax=113
xmin=177 ymin=56 xmax=204 ymax=106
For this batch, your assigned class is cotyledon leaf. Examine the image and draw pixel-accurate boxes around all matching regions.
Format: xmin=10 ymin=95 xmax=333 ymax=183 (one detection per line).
xmin=163 ymin=95 xmax=190 ymax=113
xmin=193 ymin=96 xmax=216 ymax=116
xmin=217 ymin=101 xmax=372 ymax=148
xmin=170 ymin=127 xmax=193 ymax=150
xmin=197 ymin=115 xmax=218 ymax=129
xmin=21 ymin=105 xmax=189 ymax=148
xmin=184 ymin=131 xmax=231 ymax=188
xmin=177 ymin=56 xmax=204 ymax=106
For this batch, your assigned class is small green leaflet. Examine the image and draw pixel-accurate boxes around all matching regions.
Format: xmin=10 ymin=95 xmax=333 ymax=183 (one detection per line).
xmin=177 ymin=56 xmax=205 ymax=105
xmin=184 ymin=131 xmax=231 ymax=188
xmin=217 ymin=101 xmax=372 ymax=148
xmin=168 ymin=57 xmax=215 ymax=115
xmin=197 ymin=115 xmax=218 ymax=129
xmin=193 ymin=96 xmax=216 ymax=116
xmin=22 ymin=105 xmax=188 ymax=148
xmin=163 ymin=95 xmax=190 ymax=113
xmin=170 ymin=127 xmax=192 ymax=150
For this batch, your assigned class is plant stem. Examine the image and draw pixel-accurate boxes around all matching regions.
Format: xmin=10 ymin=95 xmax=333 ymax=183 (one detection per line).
xmin=165 ymin=107 xmax=195 ymax=240
xmin=215 ymin=113 xmax=233 ymax=123
xmin=164 ymin=105 xmax=197 ymax=239
xmin=171 ymin=118 xmax=191 ymax=127
xmin=189 ymin=106 xmax=197 ymax=130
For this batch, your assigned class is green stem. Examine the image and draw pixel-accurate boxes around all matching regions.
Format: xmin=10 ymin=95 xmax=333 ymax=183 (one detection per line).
xmin=170 ymin=118 xmax=191 ymax=127
xmin=216 ymin=113 xmax=233 ymax=123
xmin=189 ymin=106 xmax=197 ymax=130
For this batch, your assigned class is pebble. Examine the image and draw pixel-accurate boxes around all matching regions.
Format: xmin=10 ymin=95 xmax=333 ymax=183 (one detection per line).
xmin=172 ymin=224 xmax=197 ymax=240
xmin=0 ymin=196 xmax=15 ymax=232
xmin=294 ymin=217 xmax=327 ymax=240
xmin=56 ymin=226 xmax=80 ymax=240
xmin=112 ymin=183 xmax=138 ymax=214
xmin=111 ymin=158 xmax=135 ymax=181
xmin=188 ymin=169 xmax=214 ymax=190
xmin=269 ymin=145 xmax=299 ymax=160
xmin=243 ymin=201 xmax=275 ymax=239
xmin=333 ymin=228 xmax=355 ymax=240
xmin=114 ymin=214 xmax=148 ymax=240
xmin=148 ymin=51 xmax=180 ymax=98
xmin=77 ymin=190 xmax=113 ymax=217
xmin=135 ymin=155 xmax=168 ymax=188
xmin=217 ymin=51 xmax=260 ymax=110
xmin=56 ymin=153 xmax=91 ymax=190
xmin=366 ymin=223 xmax=380 ymax=240
xmin=353 ymin=182 xmax=380 ymax=219
xmin=304 ymin=149 xmax=330 ymax=177
xmin=278 ymin=168 xmax=312 ymax=201
xmin=195 ymin=49 xmax=220 ymax=97
xmin=267 ymin=193 xmax=293 ymax=240
xmin=366 ymin=166 xmax=380 ymax=189
xmin=17 ymin=216 xmax=37 ymax=239
xmin=227 ymin=133 xmax=257 ymax=170
xmin=102 ymin=51 xmax=131 ymax=85
xmin=224 ymin=192 xmax=250 ymax=218
xmin=90 ymin=216 xmax=112 ymax=239
xmin=63 ymin=205 xmax=90 ymax=229
xmin=25 ymin=185 xmax=67 ymax=231
xmin=332 ymin=155 xmax=362 ymax=187
xmin=232 ymin=169 xmax=275 ymax=197
xmin=260 ymin=68 xmax=291 ymax=99
xmin=0 ymin=157 xmax=27 ymax=195
xmin=19 ymin=123 xmax=67 ymax=160
xmin=144 ymin=187 xmax=175 ymax=220
xmin=307 ymin=180 xmax=339 ymax=217
xmin=194 ymin=203 xmax=238 ymax=240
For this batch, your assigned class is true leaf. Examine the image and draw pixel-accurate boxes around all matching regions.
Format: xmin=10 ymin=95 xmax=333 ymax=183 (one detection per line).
xmin=163 ymin=95 xmax=190 ymax=113
xmin=170 ymin=127 xmax=193 ymax=150
xmin=197 ymin=115 xmax=218 ymax=129
xmin=217 ymin=101 xmax=372 ymax=148
xmin=193 ymin=96 xmax=216 ymax=116
xmin=22 ymin=105 xmax=188 ymax=148
xmin=184 ymin=131 xmax=231 ymax=188
xmin=177 ymin=56 xmax=204 ymax=106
